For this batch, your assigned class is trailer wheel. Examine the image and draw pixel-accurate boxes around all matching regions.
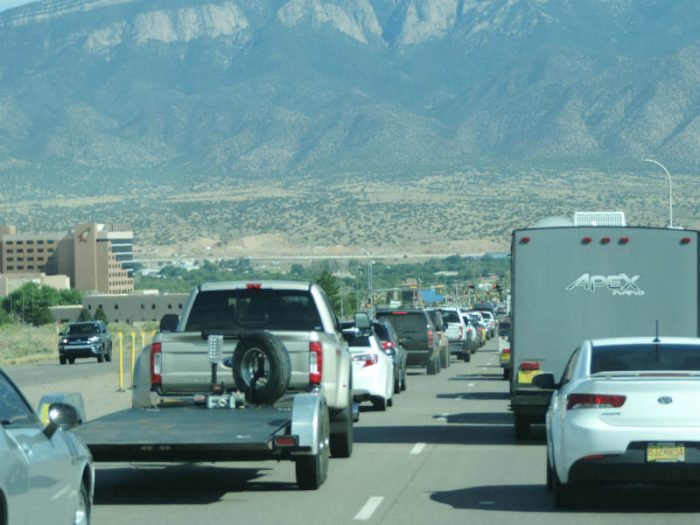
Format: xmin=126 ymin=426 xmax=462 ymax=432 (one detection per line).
xmin=296 ymin=406 xmax=330 ymax=490
xmin=232 ymin=332 xmax=291 ymax=405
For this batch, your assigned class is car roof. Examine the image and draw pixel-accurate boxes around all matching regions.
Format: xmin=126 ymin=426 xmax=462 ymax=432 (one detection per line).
xmin=590 ymin=336 xmax=700 ymax=347
xmin=198 ymin=281 xmax=313 ymax=292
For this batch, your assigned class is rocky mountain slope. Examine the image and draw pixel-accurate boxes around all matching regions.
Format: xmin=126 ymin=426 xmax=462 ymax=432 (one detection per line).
xmin=1 ymin=0 xmax=700 ymax=192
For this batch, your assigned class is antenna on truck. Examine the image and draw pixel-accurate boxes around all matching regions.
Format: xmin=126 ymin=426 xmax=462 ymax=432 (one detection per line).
xmin=653 ymin=320 xmax=660 ymax=343
xmin=654 ymin=320 xmax=660 ymax=362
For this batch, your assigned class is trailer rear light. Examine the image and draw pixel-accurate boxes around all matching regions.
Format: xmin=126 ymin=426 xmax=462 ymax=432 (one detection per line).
xmin=150 ymin=342 xmax=162 ymax=386
xmin=582 ymin=236 xmax=592 ymax=245
xmin=309 ymin=341 xmax=323 ymax=385
xmin=566 ymin=393 xmax=626 ymax=410
xmin=519 ymin=361 xmax=540 ymax=371
xmin=246 ymin=283 xmax=262 ymax=289
xmin=520 ymin=237 xmax=531 ymax=244
xmin=502 ymin=348 xmax=511 ymax=355
xmin=600 ymin=237 xmax=611 ymax=245
xmin=352 ymin=353 xmax=378 ymax=367
xmin=681 ymin=237 xmax=692 ymax=245
xmin=273 ymin=436 xmax=298 ymax=447
xmin=619 ymin=237 xmax=629 ymax=245
xmin=427 ymin=329 xmax=434 ymax=347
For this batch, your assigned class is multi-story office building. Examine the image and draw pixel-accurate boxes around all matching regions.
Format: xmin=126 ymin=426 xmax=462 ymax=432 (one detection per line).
xmin=0 ymin=223 xmax=134 ymax=294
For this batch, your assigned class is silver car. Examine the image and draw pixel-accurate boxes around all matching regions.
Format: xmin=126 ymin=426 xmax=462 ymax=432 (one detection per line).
xmin=0 ymin=369 xmax=93 ymax=524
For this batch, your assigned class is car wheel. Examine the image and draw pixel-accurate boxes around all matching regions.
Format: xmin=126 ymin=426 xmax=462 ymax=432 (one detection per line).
xmin=59 ymin=356 xmax=66 ymax=365
xmin=105 ymin=345 xmax=112 ymax=362
xmin=552 ymin=463 xmax=576 ymax=509
xmin=232 ymin=333 xmax=291 ymax=405
xmin=463 ymin=351 xmax=471 ymax=362
xmin=514 ymin=413 xmax=531 ymax=440
xmin=329 ymin=388 xmax=353 ymax=458
xmin=401 ymin=373 xmax=407 ymax=391
xmin=68 ymin=357 xmax=75 ymax=365
xmin=97 ymin=353 xmax=104 ymax=363
xmin=440 ymin=348 xmax=449 ymax=369
xmin=426 ymin=358 xmax=438 ymax=375
xmin=75 ymin=481 xmax=91 ymax=525
xmin=372 ymin=396 xmax=386 ymax=411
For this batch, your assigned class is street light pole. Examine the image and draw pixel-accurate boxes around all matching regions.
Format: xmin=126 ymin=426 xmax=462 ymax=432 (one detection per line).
xmin=642 ymin=158 xmax=673 ymax=228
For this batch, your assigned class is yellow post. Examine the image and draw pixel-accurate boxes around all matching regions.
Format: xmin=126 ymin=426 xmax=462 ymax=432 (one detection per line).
xmin=140 ymin=331 xmax=145 ymax=351
xmin=117 ymin=331 xmax=124 ymax=391
xmin=130 ymin=331 xmax=136 ymax=388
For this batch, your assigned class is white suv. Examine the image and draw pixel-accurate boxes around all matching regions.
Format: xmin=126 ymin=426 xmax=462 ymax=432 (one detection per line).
xmin=438 ymin=307 xmax=471 ymax=362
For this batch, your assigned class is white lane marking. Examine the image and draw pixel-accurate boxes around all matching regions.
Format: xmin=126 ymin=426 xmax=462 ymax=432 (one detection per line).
xmin=354 ymin=496 xmax=385 ymax=521
xmin=410 ymin=442 xmax=426 ymax=455
xmin=437 ymin=412 xmax=450 ymax=420
xmin=468 ymin=383 xmax=475 ymax=387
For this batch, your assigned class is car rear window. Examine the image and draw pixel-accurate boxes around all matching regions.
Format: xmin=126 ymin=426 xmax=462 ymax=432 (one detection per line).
xmin=349 ymin=336 xmax=372 ymax=348
xmin=439 ymin=311 xmax=460 ymax=323
xmin=185 ymin=289 xmax=322 ymax=332
xmin=591 ymin=344 xmax=700 ymax=373
xmin=375 ymin=312 xmax=427 ymax=333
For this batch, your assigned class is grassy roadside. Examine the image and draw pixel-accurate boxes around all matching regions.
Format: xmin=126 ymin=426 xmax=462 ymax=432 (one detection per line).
xmin=0 ymin=322 xmax=159 ymax=366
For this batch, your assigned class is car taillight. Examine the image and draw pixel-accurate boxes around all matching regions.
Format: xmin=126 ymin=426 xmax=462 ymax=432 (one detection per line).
xmin=309 ymin=341 xmax=323 ymax=385
xmin=519 ymin=361 xmax=540 ymax=371
xmin=150 ymin=342 xmax=162 ymax=386
xmin=427 ymin=329 xmax=434 ymax=347
xmin=382 ymin=341 xmax=394 ymax=350
xmin=459 ymin=326 xmax=463 ymax=339
xmin=566 ymin=393 xmax=626 ymax=410
xmin=502 ymin=348 xmax=511 ymax=355
xmin=352 ymin=353 xmax=378 ymax=367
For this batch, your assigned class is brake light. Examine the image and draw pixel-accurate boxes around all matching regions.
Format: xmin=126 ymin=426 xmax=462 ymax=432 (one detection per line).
xmin=582 ymin=236 xmax=592 ymax=245
xmin=352 ymin=353 xmax=378 ymax=367
xmin=274 ymin=436 xmax=298 ymax=447
xmin=150 ymin=342 xmax=162 ymax=386
xmin=567 ymin=393 xmax=626 ymax=410
xmin=519 ymin=361 xmax=540 ymax=371
xmin=382 ymin=341 xmax=394 ymax=350
xmin=246 ymin=283 xmax=262 ymax=289
xmin=502 ymin=348 xmax=511 ymax=355
xmin=392 ymin=311 xmax=408 ymax=315
xmin=427 ymin=329 xmax=434 ymax=347
xmin=619 ymin=237 xmax=629 ymax=245
xmin=309 ymin=341 xmax=323 ymax=385
xmin=459 ymin=325 xmax=463 ymax=339
xmin=601 ymin=237 xmax=611 ymax=245
xmin=681 ymin=237 xmax=692 ymax=245
xmin=520 ymin=237 xmax=531 ymax=244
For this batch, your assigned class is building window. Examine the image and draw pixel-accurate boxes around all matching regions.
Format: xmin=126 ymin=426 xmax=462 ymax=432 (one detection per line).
xmin=16 ymin=241 xmax=23 ymax=245
xmin=152 ymin=304 xmax=156 ymax=310
xmin=7 ymin=266 xmax=13 ymax=270
xmin=6 ymin=249 xmax=12 ymax=254
xmin=88 ymin=305 xmax=92 ymax=310
xmin=16 ymin=266 xmax=23 ymax=270
xmin=27 ymin=249 xmax=34 ymax=253
xmin=114 ymin=304 xmax=119 ymax=310
xmin=178 ymin=304 xmax=183 ymax=309
xmin=26 ymin=240 xmax=33 ymax=244
xmin=168 ymin=304 xmax=172 ymax=309
xmin=5 ymin=241 xmax=12 ymax=245
xmin=16 ymin=249 xmax=23 ymax=253
xmin=141 ymin=304 xmax=145 ymax=310
xmin=6 ymin=257 xmax=12 ymax=262
xmin=37 ymin=240 xmax=44 ymax=244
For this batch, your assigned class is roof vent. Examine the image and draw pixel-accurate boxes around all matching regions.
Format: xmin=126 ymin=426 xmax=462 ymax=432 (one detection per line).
xmin=573 ymin=211 xmax=626 ymax=227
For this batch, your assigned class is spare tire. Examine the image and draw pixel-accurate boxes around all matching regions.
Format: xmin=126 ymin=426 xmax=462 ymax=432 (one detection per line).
xmin=232 ymin=332 xmax=291 ymax=405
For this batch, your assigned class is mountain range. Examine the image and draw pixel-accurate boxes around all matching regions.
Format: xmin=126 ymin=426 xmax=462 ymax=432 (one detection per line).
xmin=1 ymin=0 xmax=700 ymax=194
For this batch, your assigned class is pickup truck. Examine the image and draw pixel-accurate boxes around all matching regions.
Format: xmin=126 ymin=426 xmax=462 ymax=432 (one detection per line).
xmin=133 ymin=280 xmax=354 ymax=457
xmin=72 ymin=280 xmax=353 ymax=490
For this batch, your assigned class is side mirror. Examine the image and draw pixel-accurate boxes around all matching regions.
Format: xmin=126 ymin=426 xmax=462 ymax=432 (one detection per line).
xmin=160 ymin=314 xmax=179 ymax=332
xmin=43 ymin=403 xmax=80 ymax=439
xmin=354 ymin=312 xmax=371 ymax=330
xmin=532 ymin=373 xmax=556 ymax=390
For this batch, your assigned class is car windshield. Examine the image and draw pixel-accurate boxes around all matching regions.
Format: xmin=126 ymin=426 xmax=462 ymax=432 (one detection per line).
xmin=185 ymin=289 xmax=323 ymax=332
xmin=591 ymin=344 xmax=700 ymax=373
xmin=66 ymin=323 xmax=99 ymax=335
xmin=0 ymin=372 xmax=36 ymax=427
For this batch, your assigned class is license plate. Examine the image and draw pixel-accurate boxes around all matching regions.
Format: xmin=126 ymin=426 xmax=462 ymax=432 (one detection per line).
xmin=501 ymin=353 xmax=511 ymax=363
xmin=647 ymin=443 xmax=685 ymax=463
xmin=517 ymin=369 xmax=541 ymax=384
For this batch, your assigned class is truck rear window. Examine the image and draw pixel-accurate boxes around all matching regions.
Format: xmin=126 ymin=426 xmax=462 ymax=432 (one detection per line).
xmin=591 ymin=344 xmax=700 ymax=373
xmin=185 ymin=289 xmax=322 ymax=332
xmin=375 ymin=312 xmax=426 ymax=333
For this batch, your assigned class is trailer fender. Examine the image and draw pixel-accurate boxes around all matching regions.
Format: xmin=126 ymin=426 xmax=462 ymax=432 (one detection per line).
xmin=291 ymin=393 xmax=328 ymax=456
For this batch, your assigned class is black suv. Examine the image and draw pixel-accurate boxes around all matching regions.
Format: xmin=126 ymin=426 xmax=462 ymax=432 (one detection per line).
xmin=59 ymin=321 xmax=113 ymax=364
xmin=374 ymin=309 xmax=441 ymax=375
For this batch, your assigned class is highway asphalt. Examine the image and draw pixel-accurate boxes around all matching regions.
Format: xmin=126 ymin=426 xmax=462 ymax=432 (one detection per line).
xmin=11 ymin=339 xmax=700 ymax=524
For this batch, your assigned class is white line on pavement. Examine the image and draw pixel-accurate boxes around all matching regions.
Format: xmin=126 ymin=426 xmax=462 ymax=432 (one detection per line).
xmin=468 ymin=383 xmax=475 ymax=387
xmin=437 ymin=412 xmax=450 ymax=420
xmin=410 ymin=442 xmax=426 ymax=455
xmin=354 ymin=497 xmax=385 ymax=521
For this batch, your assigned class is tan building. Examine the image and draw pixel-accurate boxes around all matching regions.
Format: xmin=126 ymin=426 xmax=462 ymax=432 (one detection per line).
xmin=0 ymin=223 xmax=134 ymax=294
xmin=0 ymin=273 xmax=70 ymax=296
xmin=82 ymin=291 xmax=190 ymax=323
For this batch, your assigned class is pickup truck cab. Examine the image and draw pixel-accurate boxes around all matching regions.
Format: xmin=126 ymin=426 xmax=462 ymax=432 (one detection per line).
xmin=132 ymin=281 xmax=354 ymax=457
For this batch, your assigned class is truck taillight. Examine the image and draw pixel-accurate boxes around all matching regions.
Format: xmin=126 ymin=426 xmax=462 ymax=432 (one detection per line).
xmin=502 ymin=348 xmax=511 ymax=355
xmin=519 ymin=361 xmax=540 ymax=371
xmin=427 ymin=329 xmax=434 ymax=347
xmin=150 ymin=342 xmax=162 ymax=386
xmin=567 ymin=393 xmax=626 ymax=410
xmin=309 ymin=341 xmax=323 ymax=385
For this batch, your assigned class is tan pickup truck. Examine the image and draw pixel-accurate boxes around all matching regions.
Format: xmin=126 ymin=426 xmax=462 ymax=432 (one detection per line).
xmin=132 ymin=280 xmax=354 ymax=458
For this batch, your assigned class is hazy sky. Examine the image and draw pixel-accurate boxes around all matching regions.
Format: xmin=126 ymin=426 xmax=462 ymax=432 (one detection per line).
xmin=0 ymin=0 xmax=34 ymax=12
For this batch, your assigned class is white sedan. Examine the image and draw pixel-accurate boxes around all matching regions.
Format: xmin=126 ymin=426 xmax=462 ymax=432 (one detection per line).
xmin=349 ymin=331 xmax=394 ymax=411
xmin=0 ymin=368 xmax=94 ymax=524
xmin=539 ymin=337 xmax=700 ymax=508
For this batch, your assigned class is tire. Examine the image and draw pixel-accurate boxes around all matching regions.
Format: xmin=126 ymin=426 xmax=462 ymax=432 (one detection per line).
xmin=105 ymin=344 xmax=112 ymax=362
xmin=503 ymin=368 xmax=511 ymax=380
xmin=75 ymin=481 xmax=91 ymax=525
xmin=68 ymin=357 xmax=75 ymax=365
xmin=295 ymin=407 xmax=330 ymax=490
xmin=97 ymin=353 xmax=104 ymax=363
xmin=514 ymin=413 xmax=531 ymax=440
xmin=372 ymin=396 xmax=387 ymax=411
xmin=59 ymin=356 xmax=66 ymax=365
xmin=393 ymin=376 xmax=401 ymax=394
xmin=546 ymin=454 xmax=554 ymax=493
xmin=552 ymin=463 xmax=576 ymax=509
xmin=440 ymin=347 xmax=449 ymax=369
xmin=232 ymin=332 xmax=291 ymax=405
xmin=330 ymin=388 xmax=353 ymax=458
xmin=426 ymin=358 xmax=438 ymax=375
xmin=463 ymin=351 xmax=471 ymax=362
xmin=387 ymin=396 xmax=393 ymax=407
xmin=401 ymin=373 xmax=407 ymax=391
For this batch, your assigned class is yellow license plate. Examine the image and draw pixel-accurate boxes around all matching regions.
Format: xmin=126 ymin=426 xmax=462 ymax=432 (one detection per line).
xmin=517 ymin=369 xmax=541 ymax=384
xmin=647 ymin=443 xmax=685 ymax=463
xmin=501 ymin=353 xmax=511 ymax=363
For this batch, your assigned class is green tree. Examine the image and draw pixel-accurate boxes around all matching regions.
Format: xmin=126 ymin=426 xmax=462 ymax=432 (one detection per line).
xmin=31 ymin=306 xmax=55 ymax=326
xmin=315 ymin=270 xmax=340 ymax=312
xmin=77 ymin=308 xmax=93 ymax=321
xmin=94 ymin=306 xmax=108 ymax=323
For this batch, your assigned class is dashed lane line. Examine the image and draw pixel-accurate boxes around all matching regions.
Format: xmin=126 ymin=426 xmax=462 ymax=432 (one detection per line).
xmin=410 ymin=442 xmax=426 ymax=455
xmin=354 ymin=497 xmax=385 ymax=521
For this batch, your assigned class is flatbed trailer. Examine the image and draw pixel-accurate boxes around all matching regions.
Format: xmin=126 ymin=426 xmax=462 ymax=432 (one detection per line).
xmin=72 ymin=392 xmax=330 ymax=490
